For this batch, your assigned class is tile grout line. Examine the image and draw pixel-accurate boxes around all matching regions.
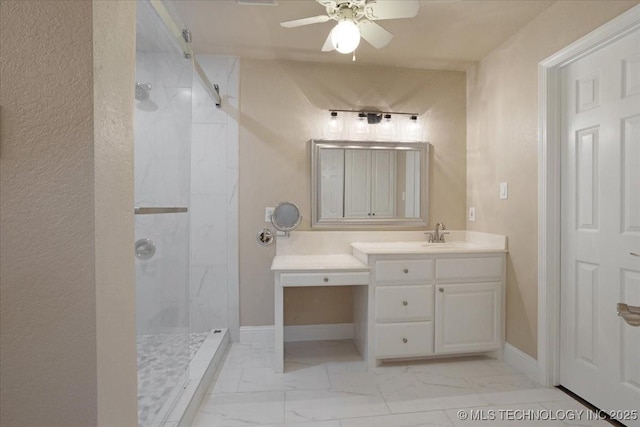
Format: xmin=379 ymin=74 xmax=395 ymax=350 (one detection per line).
xmin=376 ymin=383 xmax=394 ymax=417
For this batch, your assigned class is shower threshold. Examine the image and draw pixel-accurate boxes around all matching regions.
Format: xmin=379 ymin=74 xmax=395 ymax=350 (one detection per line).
xmin=139 ymin=329 xmax=230 ymax=427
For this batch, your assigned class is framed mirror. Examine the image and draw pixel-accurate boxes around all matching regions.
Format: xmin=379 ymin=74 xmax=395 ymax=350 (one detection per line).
xmin=311 ymin=139 xmax=429 ymax=228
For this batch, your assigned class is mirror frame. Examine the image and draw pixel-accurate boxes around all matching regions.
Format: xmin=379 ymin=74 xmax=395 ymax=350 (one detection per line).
xmin=311 ymin=139 xmax=430 ymax=229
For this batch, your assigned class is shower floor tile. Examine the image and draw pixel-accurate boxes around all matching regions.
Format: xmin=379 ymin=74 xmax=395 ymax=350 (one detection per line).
xmin=137 ymin=332 xmax=209 ymax=426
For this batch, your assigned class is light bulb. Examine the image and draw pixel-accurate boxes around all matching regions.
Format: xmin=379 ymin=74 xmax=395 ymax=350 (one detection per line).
xmin=331 ymin=20 xmax=360 ymax=54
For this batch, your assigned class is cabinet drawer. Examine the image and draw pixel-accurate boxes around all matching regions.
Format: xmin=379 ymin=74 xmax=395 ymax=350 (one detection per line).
xmin=375 ymin=285 xmax=434 ymax=322
xmin=375 ymin=322 xmax=434 ymax=358
xmin=376 ymin=260 xmax=434 ymax=283
xmin=280 ymin=272 xmax=369 ymax=287
xmin=436 ymin=257 xmax=503 ymax=280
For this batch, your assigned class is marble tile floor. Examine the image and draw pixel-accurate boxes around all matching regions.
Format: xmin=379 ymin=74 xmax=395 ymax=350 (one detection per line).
xmin=189 ymin=340 xmax=614 ymax=427
xmin=138 ymin=332 xmax=209 ymax=426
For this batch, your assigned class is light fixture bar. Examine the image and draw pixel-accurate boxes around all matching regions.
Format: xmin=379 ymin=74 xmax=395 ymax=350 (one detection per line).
xmin=328 ymin=109 xmax=419 ymax=117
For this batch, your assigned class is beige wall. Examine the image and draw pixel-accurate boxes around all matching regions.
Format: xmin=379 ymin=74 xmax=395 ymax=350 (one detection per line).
xmin=466 ymin=0 xmax=639 ymax=358
xmin=93 ymin=1 xmax=137 ymax=425
xmin=0 ymin=1 xmax=137 ymax=425
xmin=239 ymin=59 xmax=466 ymax=327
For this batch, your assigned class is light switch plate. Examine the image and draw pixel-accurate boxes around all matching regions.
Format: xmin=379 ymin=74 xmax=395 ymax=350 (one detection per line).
xmin=469 ymin=207 xmax=476 ymax=221
xmin=265 ymin=207 xmax=275 ymax=222
xmin=500 ymin=182 xmax=508 ymax=199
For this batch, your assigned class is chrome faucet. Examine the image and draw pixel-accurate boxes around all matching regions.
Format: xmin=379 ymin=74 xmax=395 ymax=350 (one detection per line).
xmin=424 ymin=222 xmax=449 ymax=243
xmin=434 ymin=222 xmax=449 ymax=242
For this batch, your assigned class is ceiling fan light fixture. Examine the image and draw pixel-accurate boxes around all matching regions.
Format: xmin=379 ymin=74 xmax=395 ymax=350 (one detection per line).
xmin=331 ymin=20 xmax=360 ymax=54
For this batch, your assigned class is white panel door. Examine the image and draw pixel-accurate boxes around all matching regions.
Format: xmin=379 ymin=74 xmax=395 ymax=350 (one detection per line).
xmin=371 ymin=150 xmax=396 ymax=218
xmin=344 ymin=149 xmax=371 ymax=217
xmin=560 ymin=27 xmax=640 ymax=422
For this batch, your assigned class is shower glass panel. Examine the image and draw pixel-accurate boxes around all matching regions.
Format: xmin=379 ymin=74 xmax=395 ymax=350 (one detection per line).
xmin=135 ymin=1 xmax=192 ymax=425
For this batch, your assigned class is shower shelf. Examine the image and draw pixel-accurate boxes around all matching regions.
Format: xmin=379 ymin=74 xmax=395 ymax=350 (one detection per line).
xmin=134 ymin=207 xmax=188 ymax=215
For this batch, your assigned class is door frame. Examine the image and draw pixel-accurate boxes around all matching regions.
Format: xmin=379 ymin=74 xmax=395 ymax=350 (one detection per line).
xmin=538 ymin=4 xmax=640 ymax=387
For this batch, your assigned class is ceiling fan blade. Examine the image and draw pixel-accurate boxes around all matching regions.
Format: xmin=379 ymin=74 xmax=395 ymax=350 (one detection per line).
xmin=359 ymin=20 xmax=393 ymax=49
xmin=280 ymin=15 xmax=330 ymax=28
xmin=321 ymin=29 xmax=335 ymax=51
xmin=364 ymin=0 xmax=419 ymax=20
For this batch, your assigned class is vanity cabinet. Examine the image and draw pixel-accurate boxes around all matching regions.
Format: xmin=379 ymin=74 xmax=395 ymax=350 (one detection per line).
xmin=366 ymin=252 xmax=506 ymax=365
xmin=271 ymin=235 xmax=507 ymax=372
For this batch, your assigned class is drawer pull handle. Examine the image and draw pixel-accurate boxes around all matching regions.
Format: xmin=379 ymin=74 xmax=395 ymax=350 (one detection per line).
xmin=402 ymin=338 xmax=408 ymax=343
xmin=403 ymin=268 xmax=409 ymax=274
xmin=439 ymin=287 xmax=444 ymax=292
xmin=402 ymin=300 xmax=408 ymax=306
xmin=323 ymin=277 xmax=329 ymax=283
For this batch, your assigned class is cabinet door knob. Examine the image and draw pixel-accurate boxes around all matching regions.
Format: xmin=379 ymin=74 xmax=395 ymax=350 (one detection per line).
xmin=402 ymin=300 xmax=408 ymax=306
xmin=439 ymin=287 xmax=444 ymax=292
xmin=324 ymin=277 xmax=329 ymax=283
xmin=402 ymin=338 xmax=408 ymax=343
xmin=403 ymin=268 xmax=409 ymax=274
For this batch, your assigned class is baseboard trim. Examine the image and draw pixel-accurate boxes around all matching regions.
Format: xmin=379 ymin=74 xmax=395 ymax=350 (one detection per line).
xmin=239 ymin=325 xmax=274 ymax=347
xmin=284 ymin=323 xmax=354 ymax=342
xmin=504 ymin=342 xmax=540 ymax=383
xmin=239 ymin=323 xmax=354 ymax=347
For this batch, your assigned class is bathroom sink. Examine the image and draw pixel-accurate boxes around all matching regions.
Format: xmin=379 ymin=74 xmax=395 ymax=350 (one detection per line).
xmin=351 ymin=241 xmax=497 ymax=254
xmin=422 ymin=242 xmax=476 ymax=249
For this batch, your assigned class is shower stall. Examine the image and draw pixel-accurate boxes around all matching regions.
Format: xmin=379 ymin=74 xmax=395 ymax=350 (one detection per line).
xmin=134 ymin=1 xmax=229 ymax=426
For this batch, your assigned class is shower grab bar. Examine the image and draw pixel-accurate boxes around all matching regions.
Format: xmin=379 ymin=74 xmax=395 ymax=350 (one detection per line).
xmin=134 ymin=207 xmax=188 ymax=215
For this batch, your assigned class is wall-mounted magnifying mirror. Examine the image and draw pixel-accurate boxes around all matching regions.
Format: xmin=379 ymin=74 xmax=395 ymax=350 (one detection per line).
xmin=271 ymin=201 xmax=302 ymax=236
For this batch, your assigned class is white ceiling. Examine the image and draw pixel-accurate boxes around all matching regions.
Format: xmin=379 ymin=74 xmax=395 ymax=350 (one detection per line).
xmin=173 ymin=0 xmax=556 ymax=71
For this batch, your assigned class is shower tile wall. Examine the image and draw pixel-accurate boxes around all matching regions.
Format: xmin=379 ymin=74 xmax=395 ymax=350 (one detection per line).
xmin=135 ymin=52 xmax=192 ymax=334
xmin=190 ymin=55 xmax=239 ymax=340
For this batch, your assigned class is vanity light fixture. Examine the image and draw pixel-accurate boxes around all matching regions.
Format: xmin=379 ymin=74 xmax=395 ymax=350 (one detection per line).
xmin=327 ymin=110 xmax=419 ymax=125
xmin=403 ymin=114 xmax=421 ymax=141
xmin=367 ymin=113 xmax=383 ymax=124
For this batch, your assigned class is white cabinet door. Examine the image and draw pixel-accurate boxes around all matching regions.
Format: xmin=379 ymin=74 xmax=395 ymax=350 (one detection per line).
xmin=344 ymin=149 xmax=371 ymax=217
xmin=371 ymin=151 xmax=396 ymax=218
xmin=404 ymin=150 xmax=421 ymax=218
xmin=434 ymin=282 xmax=501 ymax=354
xmin=319 ymin=149 xmax=345 ymax=218
xmin=344 ymin=150 xmax=396 ymax=218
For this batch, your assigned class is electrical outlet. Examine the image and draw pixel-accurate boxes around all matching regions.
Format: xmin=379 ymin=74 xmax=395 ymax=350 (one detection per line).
xmin=469 ymin=207 xmax=476 ymax=222
xmin=265 ymin=207 xmax=275 ymax=222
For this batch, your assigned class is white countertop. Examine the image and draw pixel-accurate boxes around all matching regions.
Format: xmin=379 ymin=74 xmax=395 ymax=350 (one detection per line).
xmin=271 ymin=254 xmax=370 ymax=272
xmin=351 ymin=241 xmax=507 ymax=255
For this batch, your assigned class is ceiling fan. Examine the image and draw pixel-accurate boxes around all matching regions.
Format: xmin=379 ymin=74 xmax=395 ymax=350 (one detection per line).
xmin=280 ymin=0 xmax=420 ymax=56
